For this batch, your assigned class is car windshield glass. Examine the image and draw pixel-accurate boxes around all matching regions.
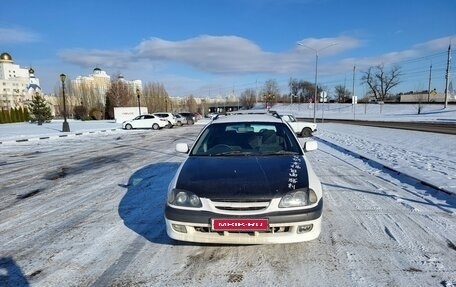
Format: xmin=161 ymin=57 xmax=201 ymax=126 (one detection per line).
xmin=190 ymin=122 xmax=302 ymax=156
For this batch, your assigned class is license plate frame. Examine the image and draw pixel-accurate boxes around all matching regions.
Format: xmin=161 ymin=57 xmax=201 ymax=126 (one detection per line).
xmin=211 ymin=218 xmax=269 ymax=231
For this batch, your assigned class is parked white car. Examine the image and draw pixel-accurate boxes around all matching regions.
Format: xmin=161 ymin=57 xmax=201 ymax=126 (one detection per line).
xmin=153 ymin=112 xmax=177 ymax=128
xmin=122 ymin=114 xmax=168 ymax=130
xmin=165 ymin=113 xmax=323 ymax=244
xmin=280 ymin=114 xmax=317 ymax=137
xmin=174 ymin=114 xmax=187 ymax=126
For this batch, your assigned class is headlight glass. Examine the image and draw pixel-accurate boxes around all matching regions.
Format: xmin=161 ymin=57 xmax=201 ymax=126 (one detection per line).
xmin=279 ymin=189 xmax=317 ymax=208
xmin=168 ymin=189 xmax=202 ymax=208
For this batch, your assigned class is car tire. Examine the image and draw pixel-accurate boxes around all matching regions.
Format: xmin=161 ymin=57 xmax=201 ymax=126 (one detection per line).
xmin=152 ymin=123 xmax=160 ymax=130
xmin=167 ymin=121 xmax=173 ymax=128
xmin=301 ymin=128 xmax=312 ymax=137
xmin=125 ymin=124 xmax=133 ymax=130
xmin=187 ymin=119 xmax=194 ymax=125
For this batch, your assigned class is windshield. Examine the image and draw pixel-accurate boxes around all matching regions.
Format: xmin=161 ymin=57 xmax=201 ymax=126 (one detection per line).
xmin=190 ymin=122 xmax=303 ymax=156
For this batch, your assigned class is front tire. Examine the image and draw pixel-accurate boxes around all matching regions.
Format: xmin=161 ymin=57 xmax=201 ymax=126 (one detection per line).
xmin=125 ymin=124 xmax=133 ymax=130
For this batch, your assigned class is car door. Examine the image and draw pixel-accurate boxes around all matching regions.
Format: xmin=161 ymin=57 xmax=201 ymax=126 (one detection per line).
xmin=143 ymin=115 xmax=156 ymax=128
xmin=134 ymin=115 xmax=148 ymax=128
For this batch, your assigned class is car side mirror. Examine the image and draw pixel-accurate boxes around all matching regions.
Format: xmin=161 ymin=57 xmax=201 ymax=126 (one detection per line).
xmin=303 ymin=140 xmax=318 ymax=152
xmin=176 ymin=143 xmax=189 ymax=153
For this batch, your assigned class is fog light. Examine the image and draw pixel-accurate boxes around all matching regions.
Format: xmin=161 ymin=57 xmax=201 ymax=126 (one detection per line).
xmin=172 ymin=224 xmax=187 ymax=233
xmin=297 ymin=224 xmax=313 ymax=234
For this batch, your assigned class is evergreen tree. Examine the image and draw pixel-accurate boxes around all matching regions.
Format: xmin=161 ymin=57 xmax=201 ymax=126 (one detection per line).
xmin=24 ymin=107 xmax=30 ymax=122
xmin=0 ymin=109 xmax=4 ymax=124
xmin=5 ymin=109 xmax=11 ymax=123
xmin=29 ymin=93 xmax=53 ymax=125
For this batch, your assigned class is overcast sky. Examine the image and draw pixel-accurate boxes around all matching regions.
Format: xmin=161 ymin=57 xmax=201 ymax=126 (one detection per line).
xmin=2 ymin=0 xmax=455 ymax=97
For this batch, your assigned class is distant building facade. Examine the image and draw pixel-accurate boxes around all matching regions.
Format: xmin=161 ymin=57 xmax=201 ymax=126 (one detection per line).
xmin=70 ymin=69 xmax=142 ymax=108
xmin=0 ymin=52 xmax=42 ymax=110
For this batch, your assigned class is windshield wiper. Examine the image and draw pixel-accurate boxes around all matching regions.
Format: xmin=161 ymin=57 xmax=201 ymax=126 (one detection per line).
xmin=211 ymin=151 xmax=258 ymax=156
xmin=260 ymin=150 xmax=299 ymax=155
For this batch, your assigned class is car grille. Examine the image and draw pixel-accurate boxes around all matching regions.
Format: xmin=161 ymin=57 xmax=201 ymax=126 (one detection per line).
xmin=195 ymin=226 xmax=290 ymax=234
xmin=211 ymin=200 xmax=270 ymax=211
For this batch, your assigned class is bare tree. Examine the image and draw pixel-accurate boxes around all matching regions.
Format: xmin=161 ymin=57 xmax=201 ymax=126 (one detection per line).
xmin=185 ymin=95 xmax=198 ymax=112
xmin=261 ymin=79 xmax=280 ymax=105
xmin=361 ymin=65 xmax=401 ymax=101
xmin=334 ymin=85 xmax=351 ymax=103
xmin=288 ymin=78 xmax=317 ymax=103
xmin=143 ymin=82 xmax=170 ymax=112
xmin=105 ymin=79 xmax=130 ymax=119
xmin=240 ymin=88 xmax=257 ymax=109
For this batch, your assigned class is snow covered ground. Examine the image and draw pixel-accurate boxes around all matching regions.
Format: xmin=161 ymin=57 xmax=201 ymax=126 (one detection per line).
xmin=0 ymin=104 xmax=455 ymax=286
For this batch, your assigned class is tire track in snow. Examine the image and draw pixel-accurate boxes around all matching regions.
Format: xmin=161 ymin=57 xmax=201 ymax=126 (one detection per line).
xmin=307 ymin=141 xmax=456 ymax=286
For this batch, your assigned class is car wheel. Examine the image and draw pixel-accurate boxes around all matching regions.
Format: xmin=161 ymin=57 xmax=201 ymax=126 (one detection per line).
xmin=188 ymin=119 xmax=194 ymax=125
xmin=152 ymin=123 xmax=160 ymax=130
xmin=177 ymin=121 xmax=183 ymax=126
xmin=301 ymin=128 xmax=312 ymax=137
xmin=167 ymin=121 xmax=173 ymax=128
xmin=125 ymin=124 xmax=133 ymax=130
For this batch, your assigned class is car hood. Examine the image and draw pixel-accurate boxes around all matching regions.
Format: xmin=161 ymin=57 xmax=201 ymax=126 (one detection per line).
xmin=175 ymin=155 xmax=309 ymax=200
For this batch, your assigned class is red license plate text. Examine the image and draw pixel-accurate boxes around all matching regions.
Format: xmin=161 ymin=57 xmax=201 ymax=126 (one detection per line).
xmin=211 ymin=218 xmax=269 ymax=231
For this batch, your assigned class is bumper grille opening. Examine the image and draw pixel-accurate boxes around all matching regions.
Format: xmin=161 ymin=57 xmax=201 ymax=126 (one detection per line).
xmin=211 ymin=200 xmax=270 ymax=211
xmin=194 ymin=226 xmax=290 ymax=234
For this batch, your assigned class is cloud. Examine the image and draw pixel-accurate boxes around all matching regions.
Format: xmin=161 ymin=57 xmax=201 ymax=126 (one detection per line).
xmin=412 ymin=35 xmax=455 ymax=51
xmin=56 ymin=35 xmax=363 ymax=92
xmin=296 ymin=35 xmax=360 ymax=54
xmin=58 ymin=33 xmax=452 ymax=81
xmin=58 ymin=49 xmax=135 ymax=70
xmin=135 ymin=35 xmax=273 ymax=73
xmin=135 ymin=35 xmax=361 ymax=74
xmin=0 ymin=27 xmax=41 ymax=44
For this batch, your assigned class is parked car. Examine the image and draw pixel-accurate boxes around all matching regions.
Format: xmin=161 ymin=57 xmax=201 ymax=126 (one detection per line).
xmin=178 ymin=112 xmax=196 ymax=125
xmin=122 ymin=114 xmax=168 ymax=130
xmin=280 ymin=113 xmax=317 ymax=137
xmin=164 ymin=113 xmax=323 ymax=244
xmin=173 ymin=113 xmax=187 ymax=126
xmin=153 ymin=112 xmax=177 ymax=128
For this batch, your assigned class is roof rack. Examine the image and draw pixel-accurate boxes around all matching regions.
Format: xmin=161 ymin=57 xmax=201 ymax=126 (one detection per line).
xmin=226 ymin=109 xmax=281 ymax=118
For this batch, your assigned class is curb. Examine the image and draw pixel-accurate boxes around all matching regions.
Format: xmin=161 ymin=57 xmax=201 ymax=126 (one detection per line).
xmin=0 ymin=129 xmax=120 ymax=145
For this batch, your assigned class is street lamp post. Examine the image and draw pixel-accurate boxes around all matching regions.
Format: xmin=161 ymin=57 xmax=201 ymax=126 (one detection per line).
xmin=136 ymin=88 xmax=141 ymax=115
xmin=36 ymin=92 xmax=42 ymax=126
xmin=60 ymin=74 xmax=70 ymax=132
xmin=297 ymin=42 xmax=337 ymax=123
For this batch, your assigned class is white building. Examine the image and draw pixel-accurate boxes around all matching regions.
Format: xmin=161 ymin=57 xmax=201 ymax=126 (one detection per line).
xmin=0 ymin=52 xmax=41 ymax=109
xmin=71 ymin=69 xmax=142 ymax=107
xmin=117 ymin=73 xmax=142 ymax=93
xmin=73 ymin=67 xmax=111 ymax=97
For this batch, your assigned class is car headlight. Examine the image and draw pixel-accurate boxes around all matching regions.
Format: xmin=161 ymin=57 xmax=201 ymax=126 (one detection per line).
xmin=278 ymin=189 xmax=317 ymax=208
xmin=167 ymin=189 xmax=202 ymax=208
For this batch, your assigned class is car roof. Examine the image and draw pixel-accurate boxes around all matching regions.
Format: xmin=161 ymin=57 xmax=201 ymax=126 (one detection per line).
xmin=211 ymin=113 xmax=283 ymax=124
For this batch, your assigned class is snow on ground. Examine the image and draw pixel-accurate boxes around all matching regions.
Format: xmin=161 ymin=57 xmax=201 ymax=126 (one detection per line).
xmin=274 ymin=102 xmax=456 ymax=122
xmin=0 ymin=105 xmax=455 ymax=286
xmin=2 ymin=104 xmax=454 ymax=194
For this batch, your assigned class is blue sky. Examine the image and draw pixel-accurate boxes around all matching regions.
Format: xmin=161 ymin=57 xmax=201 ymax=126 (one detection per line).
xmin=2 ymin=0 xmax=455 ymax=98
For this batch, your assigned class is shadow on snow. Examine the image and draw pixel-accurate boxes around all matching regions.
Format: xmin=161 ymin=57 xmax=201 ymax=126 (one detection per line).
xmin=118 ymin=162 xmax=181 ymax=245
xmin=0 ymin=257 xmax=30 ymax=287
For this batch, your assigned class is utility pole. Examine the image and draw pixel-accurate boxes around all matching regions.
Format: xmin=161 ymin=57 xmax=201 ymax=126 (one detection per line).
xmin=352 ymin=65 xmax=356 ymax=120
xmin=428 ymin=64 xmax=432 ymax=102
xmin=444 ymin=44 xmax=451 ymax=108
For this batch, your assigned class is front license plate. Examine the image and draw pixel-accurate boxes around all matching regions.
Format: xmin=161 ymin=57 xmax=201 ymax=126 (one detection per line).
xmin=211 ymin=218 xmax=269 ymax=231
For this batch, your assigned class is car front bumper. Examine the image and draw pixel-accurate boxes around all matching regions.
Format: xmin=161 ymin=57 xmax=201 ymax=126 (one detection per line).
xmin=164 ymin=199 xmax=323 ymax=244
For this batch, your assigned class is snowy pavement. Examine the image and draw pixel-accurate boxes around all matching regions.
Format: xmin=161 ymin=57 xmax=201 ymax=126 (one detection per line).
xmin=0 ymin=107 xmax=455 ymax=286
xmin=0 ymin=123 xmax=454 ymax=286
